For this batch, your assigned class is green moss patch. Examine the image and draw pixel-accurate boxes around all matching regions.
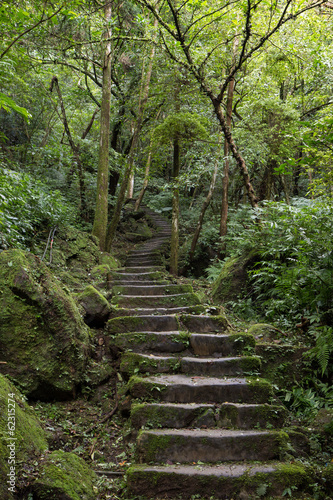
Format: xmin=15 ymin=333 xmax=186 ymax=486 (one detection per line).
xmin=0 ymin=375 xmax=48 ymax=499
xmin=33 ymin=450 xmax=96 ymax=500
xmin=0 ymin=249 xmax=91 ymax=400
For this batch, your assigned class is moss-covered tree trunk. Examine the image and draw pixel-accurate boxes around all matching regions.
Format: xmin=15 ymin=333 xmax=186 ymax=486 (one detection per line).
xmin=92 ymin=0 xmax=112 ymax=250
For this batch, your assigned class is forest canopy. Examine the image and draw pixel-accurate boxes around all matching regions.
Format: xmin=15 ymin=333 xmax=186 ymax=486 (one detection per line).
xmin=0 ymin=1 xmax=332 ymax=329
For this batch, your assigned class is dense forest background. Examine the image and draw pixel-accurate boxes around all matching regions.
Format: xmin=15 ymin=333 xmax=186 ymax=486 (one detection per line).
xmin=0 ymin=0 xmax=332 ymax=418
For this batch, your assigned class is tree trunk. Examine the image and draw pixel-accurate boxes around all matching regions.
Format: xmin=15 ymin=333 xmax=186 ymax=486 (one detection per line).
xmin=49 ymin=76 xmax=88 ymax=221
xmin=106 ymin=17 xmax=158 ymax=249
xmin=220 ymin=72 xmax=236 ymax=240
xmin=134 ymin=139 xmax=153 ymax=210
xmin=92 ymin=0 xmax=112 ymax=250
xmin=208 ymin=95 xmax=258 ymax=209
xmin=189 ymin=134 xmax=222 ymax=262
xmin=170 ymin=135 xmax=180 ymax=276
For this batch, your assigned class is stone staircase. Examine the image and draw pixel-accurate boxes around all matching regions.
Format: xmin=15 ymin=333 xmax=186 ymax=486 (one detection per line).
xmin=105 ymin=206 xmax=311 ymax=499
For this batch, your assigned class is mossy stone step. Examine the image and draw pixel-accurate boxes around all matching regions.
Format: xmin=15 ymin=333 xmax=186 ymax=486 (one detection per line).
xmin=106 ymin=315 xmax=180 ymax=334
xmin=190 ymin=333 xmax=255 ymax=355
xmin=109 ymin=305 xmax=206 ymax=317
xmin=125 ymin=258 xmax=161 ymax=265
xmin=130 ymin=402 xmax=216 ymax=429
xmin=112 ymin=284 xmax=193 ymax=296
xmin=113 ymin=331 xmax=189 ymax=353
xmin=136 ymin=428 xmax=288 ymax=463
xmin=107 ymin=271 xmax=165 ymax=282
xmin=218 ymin=402 xmax=287 ymax=429
xmin=128 ymin=374 xmax=273 ymax=404
xmin=119 ymin=266 xmax=165 ymax=273
xmin=180 ymin=314 xmax=231 ymax=332
xmin=109 ymin=280 xmax=169 ymax=286
xmin=111 ymin=292 xmax=201 ymax=308
xmin=120 ymin=352 xmax=261 ymax=377
xmin=113 ymin=332 xmax=254 ymax=356
xmin=126 ymin=462 xmax=312 ymax=499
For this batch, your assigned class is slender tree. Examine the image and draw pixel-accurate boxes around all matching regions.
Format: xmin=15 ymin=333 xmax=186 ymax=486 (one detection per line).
xmin=92 ymin=0 xmax=112 ymax=250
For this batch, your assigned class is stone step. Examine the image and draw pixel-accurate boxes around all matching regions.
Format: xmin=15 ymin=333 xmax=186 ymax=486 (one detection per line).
xmin=113 ymin=332 xmax=255 ymax=356
xmin=106 ymin=271 xmax=164 ymax=282
xmin=113 ymin=332 xmax=190 ymax=353
xmin=120 ymin=352 xmax=261 ymax=377
xmin=130 ymin=402 xmax=216 ymax=429
xmin=130 ymin=402 xmax=287 ymax=430
xmin=112 ymin=284 xmax=193 ymax=296
xmin=107 ymin=315 xmax=180 ymax=334
xmin=109 ymin=280 xmax=169 ymax=286
xmin=111 ymin=292 xmax=201 ymax=308
xmin=126 ymin=462 xmax=311 ymax=499
xmin=180 ymin=315 xmax=232 ymax=333
xmin=119 ymin=266 xmax=164 ymax=273
xmin=136 ymin=428 xmax=287 ymax=463
xmin=190 ymin=333 xmax=255 ymax=356
xmin=125 ymin=258 xmax=160 ymax=266
xmin=128 ymin=375 xmax=273 ymax=404
xmin=218 ymin=402 xmax=287 ymax=429
xmin=109 ymin=305 xmax=206 ymax=316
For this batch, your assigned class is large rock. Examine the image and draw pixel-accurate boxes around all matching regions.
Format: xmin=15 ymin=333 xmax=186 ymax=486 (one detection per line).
xmin=32 ymin=450 xmax=97 ymax=500
xmin=0 ymin=249 xmax=92 ymax=400
xmin=0 ymin=374 xmax=48 ymax=499
xmin=76 ymin=285 xmax=111 ymax=327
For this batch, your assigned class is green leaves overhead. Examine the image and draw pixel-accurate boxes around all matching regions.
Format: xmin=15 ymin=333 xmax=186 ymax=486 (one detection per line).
xmin=0 ymin=92 xmax=31 ymax=122
xmin=153 ymin=112 xmax=208 ymax=145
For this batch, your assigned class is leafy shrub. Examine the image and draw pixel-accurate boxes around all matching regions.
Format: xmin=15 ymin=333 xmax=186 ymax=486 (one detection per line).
xmin=0 ymin=166 xmax=75 ymax=250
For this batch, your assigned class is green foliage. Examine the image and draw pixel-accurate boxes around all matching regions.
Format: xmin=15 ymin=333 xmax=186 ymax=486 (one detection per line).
xmin=0 ymin=92 xmax=31 ymax=122
xmin=153 ymin=112 xmax=208 ymax=145
xmin=0 ymin=166 xmax=75 ymax=249
xmin=236 ymin=199 xmax=333 ymax=328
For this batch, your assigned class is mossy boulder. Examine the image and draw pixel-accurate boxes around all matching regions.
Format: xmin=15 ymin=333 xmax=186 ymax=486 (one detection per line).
xmin=248 ymin=323 xmax=280 ymax=341
xmin=212 ymin=251 xmax=258 ymax=302
xmin=33 ymin=450 xmax=96 ymax=500
xmin=0 ymin=249 xmax=92 ymax=400
xmin=100 ymin=252 xmax=119 ymax=270
xmin=0 ymin=374 xmax=48 ymax=499
xmin=76 ymin=285 xmax=111 ymax=327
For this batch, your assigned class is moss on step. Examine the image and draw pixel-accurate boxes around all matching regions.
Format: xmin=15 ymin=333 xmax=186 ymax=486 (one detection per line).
xmin=106 ymin=316 xmax=146 ymax=335
xmin=246 ymin=377 xmax=274 ymax=402
xmin=239 ymin=356 xmax=262 ymax=373
xmin=127 ymin=461 xmax=315 ymax=498
xmin=111 ymin=292 xmax=202 ymax=308
xmin=120 ymin=352 xmax=180 ymax=377
xmin=33 ymin=450 xmax=96 ymax=499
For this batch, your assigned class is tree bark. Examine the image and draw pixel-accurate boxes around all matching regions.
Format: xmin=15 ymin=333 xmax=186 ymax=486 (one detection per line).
xmin=92 ymin=0 xmax=112 ymax=250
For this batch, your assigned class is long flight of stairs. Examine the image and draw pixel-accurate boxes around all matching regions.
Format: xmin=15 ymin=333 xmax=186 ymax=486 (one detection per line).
xmin=105 ymin=206 xmax=312 ymax=499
